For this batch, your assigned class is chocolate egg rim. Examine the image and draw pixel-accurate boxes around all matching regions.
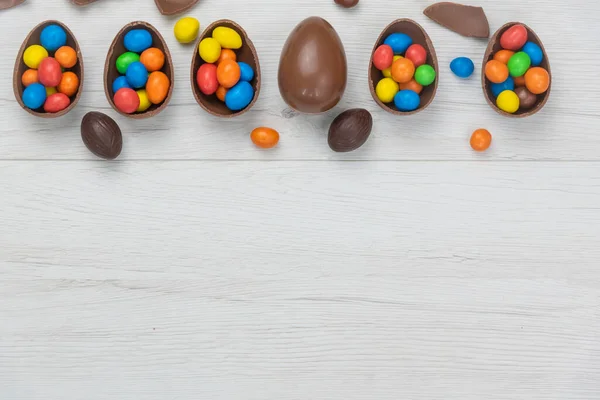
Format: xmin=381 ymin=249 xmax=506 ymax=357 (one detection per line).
xmin=190 ymin=19 xmax=261 ymax=118
xmin=104 ymin=21 xmax=175 ymax=120
xmin=482 ymin=21 xmax=552 ymax=118
xmin=368 ymin=18 xmax=439 ymax=116
xmin=13 ymin=20 xmax=84 ymax=118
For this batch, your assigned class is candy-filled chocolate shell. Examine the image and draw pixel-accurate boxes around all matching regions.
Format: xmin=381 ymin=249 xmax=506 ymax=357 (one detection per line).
xmin=154 ymin=0 xmax=199 ymax=15
xmin=191 ymin=19 xmax=261 ymax=118
xmin=369 ymin=19 xmax=438 ymax=115
xmin=482 ymin=22 xmax=551 ymax=118
xmin=13 ymin=20 xmax=84 ymax=118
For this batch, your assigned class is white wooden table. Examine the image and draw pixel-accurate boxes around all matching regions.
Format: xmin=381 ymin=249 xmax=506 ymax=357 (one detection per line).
xmin=1 ymin=0 xmax=600 ymax=399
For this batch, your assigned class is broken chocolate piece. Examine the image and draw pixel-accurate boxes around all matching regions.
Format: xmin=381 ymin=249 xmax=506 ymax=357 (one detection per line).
xmin=423 ymin=2 xmax=489 ymax=38
xmin=71 ymin=0 xmax=99 ymax=5
xmin=154 ymin=0 xmax=199 ymax=15
xmin=0 ymin=0 xmax=25 ymax=10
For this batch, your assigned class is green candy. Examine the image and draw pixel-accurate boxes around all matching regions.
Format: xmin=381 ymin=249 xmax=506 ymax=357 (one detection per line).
xmin=116 ymin=52 xmax=140 ymax=75
xmin=414 ymin=64 xmax=436 ymax=86
xmin=507 ymin=52 xmax=531 ymax=77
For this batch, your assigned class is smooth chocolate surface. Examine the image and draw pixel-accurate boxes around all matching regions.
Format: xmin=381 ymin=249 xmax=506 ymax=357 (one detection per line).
xmin=0 ymin=0 xmax=25 ymax=10
xmin=334 ymin=0 xmax=359 ymax=8
xmin=13 ymin=20 xmax=84 ymax=118
xmin=71 ymin=0 xmax=99 ymax=5
xmin=154 ymin=0 xmax=199 ymax=15
xmin=423 ymin=2 xmax=489 ymax=38
xmin=190 ymin=20 xmax=261 ymax=118
xmin=104 ymin=21 xmax=174 ymax=119
xmin=278 ymin=16 xmax=347 ymax=114
xmin=81 ymin=112 xmax=122 ymax=160
xmin=369 ymin=19 xmax=438 ymax=115
xmin=482 ymin=22 xmax=551 ymax=118
xmin=328 ymin=108 xmax=373 ymax=152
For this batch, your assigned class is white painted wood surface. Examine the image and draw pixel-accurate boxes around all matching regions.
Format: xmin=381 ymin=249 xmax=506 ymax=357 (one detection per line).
xmin=1 ymin=1 xmax=600 ymax=399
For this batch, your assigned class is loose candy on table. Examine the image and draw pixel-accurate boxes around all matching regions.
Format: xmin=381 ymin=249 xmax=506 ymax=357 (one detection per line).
xmin=251 ymin=127 xmax=280 ymax=149
xmin=470 ymin=129 xmax=492 ymax=152
xmin=496 ymin=90 xmax=520 ymax=113
xmin=450 ymin=57 xmax=474 ymax=78
xmin=124 ymin=29 xmax=153 ymax=53
xmin=394 ymin=90 xmax=420 ymax=112
xmin=174 ymin=17 xmax=200 ymax=44
xmin=490 ymin=76 xmax=514 ymax=97
xmin=40 ymin=24 xmax=67 ymax=52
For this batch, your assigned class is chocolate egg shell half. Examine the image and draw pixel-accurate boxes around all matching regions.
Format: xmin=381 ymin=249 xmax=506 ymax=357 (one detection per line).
xmin=482 ymin=22 xmax=551 ymax=118
xmin=191 ymin=19 xmax=261 ymax=118
xmin=154 ymin=0 xmax=199 ymax=15
xmin=368 ymin=19 xmax=438 ymax=115
xmin=13 ymin=20 xmax=84 ymax=118
xmin=278 ymin=16 xmax=347 ymax=114
xmin=1 ymin=0 xmax=26 ymax=10
xmin=104 ymin=21 xmax=174 ymax=119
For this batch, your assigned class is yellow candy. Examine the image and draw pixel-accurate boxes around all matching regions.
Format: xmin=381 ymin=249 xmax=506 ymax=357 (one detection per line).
xmin=375 ymin=78 xmax=399 ymax=103
xmin=46 ymin=87 xmax=57 ymax=96
xmin=174 ymin=17 xmax=200 ymax=44
xmin=496 ymin=90 xmax=520 ymax=113
xmin=382 ymin=55 xmax=402 ymax=78
xmin=136 ymin=89 xmax=151 ymax=112
xmin=23 ymin=45 xmax=48 ymax=69
xmin=212 ymin=26 xmax=242 ymax=49
xmin=199 ymin=38 xmax=221 ymax=63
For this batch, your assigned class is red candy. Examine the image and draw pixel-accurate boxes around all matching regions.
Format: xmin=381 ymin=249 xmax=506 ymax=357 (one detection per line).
xmin=196 ymin=63 xmax=218 ymax=95
xmin=43 ymin=93 xmax=70 ymax=113
xmin=38 ymin=57 xmax=63 ymax=87
xmin=113 ymin=88 xmax=140 ymax=114
xmin=372 ymin=44 xmax=393 ymax=71
xmin=500 ymin=24 xmax=528 ymax=51
xmin=404 ymin=44 xmax=427 ymax=67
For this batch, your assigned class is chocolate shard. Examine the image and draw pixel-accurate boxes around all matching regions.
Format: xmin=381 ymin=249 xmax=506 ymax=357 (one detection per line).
xmin=0 ymin=0 xmax=25 ymax=10
xmin=71 ymin=0 xmax=99 ymax=5
xmin=423 ymin=2 xmax=489 ymax=38
xmin=154 ymin=0 xmax=199 ymax=15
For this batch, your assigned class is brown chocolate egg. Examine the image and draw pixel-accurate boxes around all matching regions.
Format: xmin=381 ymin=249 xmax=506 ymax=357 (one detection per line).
xmin=81 ymin=112 xmax=122 ymax=160
xmin=334 ymin=0 xmax=359 ymax=8
xmin=71 ymin=0 xmax=99 ymax=5
xmin=1 ymin=0 xmax=25 ymax=10
xmin=482 ymin=22 xmax=551 ymax=118
xmin=369 ymin=19 xmax=438 ymax=115
xmin=13 ymin=20 xmax=84 ymax=118
xmin=104 ymin=21 xmax=174 ymax=119
xmin=154 ymin=0 xmax=198 ymax=15
xmin=328 ymin=108 xmax=373 ymax=152
xmin=278 ymin=16 xmax=347 ymax=114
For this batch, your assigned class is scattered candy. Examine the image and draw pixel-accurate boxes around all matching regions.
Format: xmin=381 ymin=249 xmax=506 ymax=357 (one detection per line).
xmin=124 ymin=29 xmax=153 ymax=53
xmin=22 ymin=83 xmax=46 ymax=109
xmin=251 ymin=127 xmax=280 ymax=149
xmin=383 ymin=33 xmax=412 ymax=54
xmin=40 ymin=24 xmax=67 ymax=52
xmin=113 ymin=87 xmax=140 ymax=114
xmin=507 ymin=51 xmax=530 ymax=77
xmin=490 ymin=76 xmax=514 ymax=97
xmin=414 ymin=64 xmax=436 ymax=86
xmin=394 ymin=90 xmax=420 ymax=112
xmin=125 ymin=61 xmax=149 ymax=88
xmin=375 ymin=77 xmax=399 ymax=103
xmin=405 ymin=44 xmax=427 ymax=67
xmin=450 ymin=57 xmax=474 ymax=78
xmin=212 ymin=26 xmax=242 ymax=49
xmin=470 ymin=129 xmax=492 ymax=152
xmin=484 ymin=60 xmax=509 ymax=83
xmin=522 ymin=41 xmax=543 ymax=66
xmin=23 ymin=45 xmax=48 ymax=69
xmin=496 ymin=89 xmax=520 ymax=113
xmin=55 ymin=46 xmax=77 ymax=68
xmin=524 ymin=67 xmax=549 ymax=94
xmin=38 ymin=57 xmax=62 ymax=87
xmin=225 ymin=80 xmax=254 ymax=111
xmin=174 ymin=17 xmax=200 ymax=44
xmin=43 ymin=93 xmax=70 ymax=113
xmin=140 ymin=48 xmax=165 ymax=72
xmin=373 ymin=44 xmax=393 ymax=71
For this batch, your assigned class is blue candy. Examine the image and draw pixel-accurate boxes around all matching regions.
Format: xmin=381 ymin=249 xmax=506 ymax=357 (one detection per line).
xmin=22 ymin=83 xmax=47 ymax=110
xmin=40 ymin=24 xmax=67 ymax=52
xmin=490 ymin=76 xmax=515 ymax=97
xmin=113 ymin=76 xmax=132 ymax=93
xmin=125 ymin=62 xmax=148 ymax=89
xmin=225 ymin=81 xmax=254 ymax=111
xmin=450 ymin=57 xmax=475 ymax=78
xmin=238 ymin=62 xmax=254 ymax=82
xmin=394 ymin=90 xmax=420 ymax=112
xmin=123 ymin=29 xmax=153 ymax=53
xmin=383 ymin=33 xmax=413 ymax=55
xmin=522 ymin=42 xmax=543 ymax=66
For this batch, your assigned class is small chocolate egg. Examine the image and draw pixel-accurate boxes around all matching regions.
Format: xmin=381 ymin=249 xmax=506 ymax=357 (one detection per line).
xmin=81 ymin=111 xmax=123 ymax=160
xmin=334 ymin=0 xmax=359 ymax=8
xmin=328 ymin=108 xmax=373 ymax=152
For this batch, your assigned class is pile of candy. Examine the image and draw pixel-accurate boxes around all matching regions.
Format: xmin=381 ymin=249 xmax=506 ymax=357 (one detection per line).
xmin=484 ymin=24 xmax=550 ymax=114
xmin=372 ymin=32 xmax=436 ymax=112
xmin=111 ymin=29 xmax=171 ymax=114
xmin=21 ymin=24 xmax=80 ymax=113
xmin=196 ymin=26 xmax=256 ymax=112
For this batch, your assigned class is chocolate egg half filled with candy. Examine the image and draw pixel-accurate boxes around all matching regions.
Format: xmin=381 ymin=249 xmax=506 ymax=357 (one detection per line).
xmin=191 ymin=19 xmax=261 ymax=117
xmin=278 ymin=16 xmax=347 ymax=114
xmin=369 ymin=19 xmax=438 ymax=115
xmin=13 ymin=20 xmax=84 ymax=118
xmin=482 ymin=22 xmax=551 ymax=117
xmin=104 ymin=21 xmax=174 ymax=119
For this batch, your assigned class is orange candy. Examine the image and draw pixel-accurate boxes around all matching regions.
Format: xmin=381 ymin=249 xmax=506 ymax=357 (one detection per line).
xmin=470 ymin=129 xmax=492 ymax=152
xmin=55 ymin=46 xmax=77 ymax=68
xmin=216 ymin=86 xmax=228 ymax=102
xmin=493 ymin=50 xmax=514 ymax=65
xmin=146 ymin=71 xmax=170 ymax=104
xmin=140 ymin=48 xmax=165 ymax=72
xmin=399 ymin=79 xmax=423 ymax=95
xmin=485 ymin=60 xmax=509 ymax=84
xmin=216 ymin=59 xmax=241 ymax=89
xmin=251 ymin=127 xmax=280 ymax=149
xmin=217 ymin=49 xmax=237 ymax=65
xmin=57 ymin=72 xmax=79 ymax=97
xmin=21 ymin=69 xmax=39 ymax=87
xmin=514 ymin=76 xmax=526 ymax=87
xmin=391 ymin=57 xmax=415 ymax=83
xmin=525 ymin=67 xmax=550 ymax=95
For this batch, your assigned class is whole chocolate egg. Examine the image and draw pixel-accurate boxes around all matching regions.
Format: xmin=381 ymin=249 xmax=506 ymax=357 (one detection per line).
xmin=278 ymin=16 xmax=347 ymax=114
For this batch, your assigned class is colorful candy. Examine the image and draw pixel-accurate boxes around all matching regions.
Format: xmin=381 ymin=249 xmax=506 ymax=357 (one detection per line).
xmin=373 ymin=44 xmax=393 ymax=71
xmin=225 ymin=81 xmax=254 ymax=111
xmin=125 ymin=61 xmax=148 ymax=88
xmin=251 ymin=127 xmax=280 ymax=149
xmin=116 ymin=52 xmax=140 ymax=74
xmin=470 ymin=129 xmax=492 ymax=152
xmin=383 ymin=33 xmax=412 ymax=54
xmin=124 ymin=29 xmax=153 ymax=53
xmin=43 ymin=93 xmax=70 ymax=113
xmin=217 ymin=59 xmax=241 ymax=88
xmin=524 ymin=67 xmax=550 ymax=94
xmin=496 ymin=90 xmax=520 ymax=113
xmin=375 ymin=78 xmax=399 ymax=103
xmin=217 ymin=49 xmax=237 ymax=65
xmin=38 ymin=57 xmax=62 ymax=87
xmin=174 ymin=17 xmax=200 ymax=44
xmin=490 ymin=76 xmax=514 ymax=97
xmin=522 ymin=42 xmax=543 ymax=66
xmin=136 ymin=89 xmax=151 ymax=112
xmin=391 ymin=57 xmax=414 ymax=83
xmin=113 ymin=88 xmax=140 ymax=114
xmin=507 ymin=52 xmax=531 ymax=77
xmin=199 ymin=38 xmax=222 ymax=63
xmin=405 ymin=44 xmax=427 ymax=67
xmin=515 ymin=87 xmax=537 ymax=109
xmin=238 ymin=62 xmax=254 ymax=82
xmin=414 ymin=64 xmax=436 ymax=86
xmin=484 ymin=60 xmax=509 ymax=84
xmin=40 ymin=24 xmax=67 ymax=52
xmin=146 ymin=71 xmax=170 ymax=104
xmin=113 ymin=76 xmax=132 ymax=93
xmin=450 ymin=57 xmax=474 ymax=78
xmin=23 ymin=45 xmax=48 ymax=69
xmin=22 ymin=83 xmax=46 ymax=109
xmin=196 ymin=63 xmax=218 ymax=95
xmin=55 ymin=46 xmax=77 ymax=68
xmin=399 ymin=79 xmax=422 ymax=95
xmin=21 ymin=69 xmax=39 ymax=87
xmin=394 ymin=90 xmax=420 ymax=112
xmin=212 ymin=26 xmax=243 ymax=49
xmin=58 ymin=72 xmax=79 ymax=97
xmin=500 ymin=24 xmax=528 ymax=51
xmin=493 ymin=50 xmax=514 ymax=64
xmin=140 ymin=48 xmax=165 ymax=72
